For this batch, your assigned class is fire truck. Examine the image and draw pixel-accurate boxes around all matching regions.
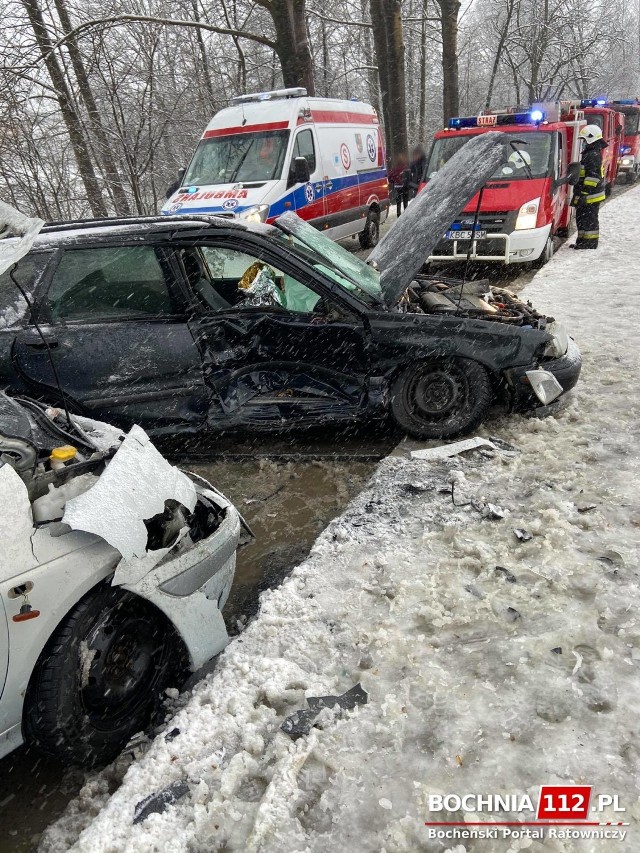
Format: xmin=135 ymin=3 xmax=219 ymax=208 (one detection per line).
xmin=423 ymin=104 xmax=585 ymax=266
xmin=561 ymin=100 xmax=624 ymax=194
xmin=609 ymin=99 xmax=640 ymax=183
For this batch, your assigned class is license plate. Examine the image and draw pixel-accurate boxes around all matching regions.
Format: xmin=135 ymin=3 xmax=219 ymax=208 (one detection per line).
xmin=445 ymin=230 xmax=487 ymax=240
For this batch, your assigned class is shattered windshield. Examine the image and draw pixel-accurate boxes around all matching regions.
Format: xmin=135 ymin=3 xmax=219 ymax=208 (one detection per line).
xmin=183 ymin=131 xmax=290 ymax=186
xmin=274 ymin=213 xmax=383 ymax=304
xmin=427 ymin=132 xmax=553 ymax=181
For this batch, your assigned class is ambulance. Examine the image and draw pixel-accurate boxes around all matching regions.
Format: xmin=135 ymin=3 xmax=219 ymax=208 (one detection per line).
xmin=561 ymin=99 xmax=624 ymax=193
xmin=422 ymin=104 xmax=585 ymax=266
xmin=162 ymin=88 xmax=389 ymax=248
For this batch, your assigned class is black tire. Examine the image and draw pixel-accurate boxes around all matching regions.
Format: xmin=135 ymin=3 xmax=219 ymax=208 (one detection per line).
xmin=627 ymin=170 xmax=636 ymax=185
xmin=359 ymin=210 xmax=380 ymax=249
xmin=390 ymin=358 xmax=493 ymax=440
xmin=24 ymin=585 xmax=187 ymax=766
xmin=533 ymin=235 xmax=554 ymax=268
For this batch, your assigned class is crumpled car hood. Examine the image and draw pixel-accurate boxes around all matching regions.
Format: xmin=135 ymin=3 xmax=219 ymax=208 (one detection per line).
xmin=369 ymin=131 xmax=507 ymax=306
xmin=0 ymin=200 xmax=45 ymax=276
xmin=62 ymin=425 xmax=197 ymax=565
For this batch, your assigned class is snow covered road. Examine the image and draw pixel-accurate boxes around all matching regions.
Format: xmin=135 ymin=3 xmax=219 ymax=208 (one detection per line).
xmin=42 ymin=188 xmax=640 ymax=853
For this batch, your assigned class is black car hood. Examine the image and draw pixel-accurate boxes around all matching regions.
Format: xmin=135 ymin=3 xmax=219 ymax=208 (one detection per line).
xmin=369 ymin=131 xmax=507 ymax=306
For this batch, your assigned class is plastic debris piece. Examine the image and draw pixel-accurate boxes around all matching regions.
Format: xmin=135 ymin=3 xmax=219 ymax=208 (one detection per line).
xmin=165 ymin=728 xmax=181 ymax=742
xmin=598 ymin=549 xmax=624 ymax=567
xmin=465 ymin=584 xmax=485 ymax=599
xmin=133 ymin=779 xmax=189 ymax=825
xmin=576 ymin=503 xmax=598 ymax=513
xmin=281 ymin=684 xmax=369 ymax=738
xmin=484 ymin=503 xmax=506 ymax=520
xmin=307 ymin=683 xmax=368 ymax=712
xmin=514 ymin=528 xmax=533 ymax=542
xmin=410 ymin=437 xmax=498 ymax=461
xmin=506 ymin=607 xmax=521 ymax=622
xmin=495 ymin=566 xmax=517 ymax=583
xmin=551 ymin=647 xmax=563 ymax=655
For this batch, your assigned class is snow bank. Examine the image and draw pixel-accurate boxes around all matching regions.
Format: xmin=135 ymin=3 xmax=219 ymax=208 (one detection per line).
xmin=42 ymin=189 xmax=640 ymax=852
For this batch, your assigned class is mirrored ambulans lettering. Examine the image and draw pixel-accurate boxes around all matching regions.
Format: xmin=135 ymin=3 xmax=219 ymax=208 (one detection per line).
xmin=174 ymin=189 xmax=250 ymax=202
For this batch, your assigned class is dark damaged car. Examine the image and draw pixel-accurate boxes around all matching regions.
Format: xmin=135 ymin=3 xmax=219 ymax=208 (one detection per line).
xmin=0 ymin=134 xmax=581 ymax=440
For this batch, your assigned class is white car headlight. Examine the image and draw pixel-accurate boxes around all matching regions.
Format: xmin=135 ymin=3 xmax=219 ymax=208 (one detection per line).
xmin=240 ymin=204 xmax=269 ymax=223
xmin=525 ymin=370 xmax=563 ymax=405
xmin=515 ymin=197 xmax=540 ymax=231
xmin=621 ymin=156 xmax=634 ymax=166
xmin=543 ymin=321 xmax=568 ymax=358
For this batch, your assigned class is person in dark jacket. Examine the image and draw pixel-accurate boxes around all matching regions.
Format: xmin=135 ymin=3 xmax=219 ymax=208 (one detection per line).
xmin=572 ymin=125 xmax=607 ymax=249
xmin=388 ymin=153 xmax=410 ymax=216
xmin=408 ymin=145 xmax=427 ymax=196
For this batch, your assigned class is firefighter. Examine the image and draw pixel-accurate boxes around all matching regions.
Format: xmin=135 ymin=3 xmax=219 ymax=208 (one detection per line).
xmin=572 ymin=124 xmax=607 ymax=249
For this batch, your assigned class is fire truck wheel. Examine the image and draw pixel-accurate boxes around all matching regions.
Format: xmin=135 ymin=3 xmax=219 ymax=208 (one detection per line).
xmin=359 ymin=211 xmax=380 ymax=249
xmin=390 ymin=358 xmax=493 ymax=439
xmin=533 ymin=235 xmax=554 ymax=268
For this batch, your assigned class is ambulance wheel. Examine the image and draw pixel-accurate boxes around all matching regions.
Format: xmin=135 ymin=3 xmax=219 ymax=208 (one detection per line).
xmin=359 ymin=211 xmax=380 ymax=249
xmin=24 ymin=585 xmax=187 ymax=766
xmin=390 ymin=358 xmax=493 ymax=439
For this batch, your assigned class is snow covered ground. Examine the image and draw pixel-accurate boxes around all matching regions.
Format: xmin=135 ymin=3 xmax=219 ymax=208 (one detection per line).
xmin=41 ymin=189 xmax=640 ymax=853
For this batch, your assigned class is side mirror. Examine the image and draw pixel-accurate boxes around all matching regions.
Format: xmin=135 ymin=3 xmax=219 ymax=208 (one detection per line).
xmin=165 ymin=167 xmax=186 ymax=200
xmin=566 ymin=161 xmax=581 ymax=186
xmin=293 ymin=156 xmax=311 ymax=184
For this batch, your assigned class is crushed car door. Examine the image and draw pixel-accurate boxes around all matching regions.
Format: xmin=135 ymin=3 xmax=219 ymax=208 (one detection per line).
xmin=174 ymin=242 xmax=370 ymax=429
xmin=13 ymin=244 xmax=207 ymax=433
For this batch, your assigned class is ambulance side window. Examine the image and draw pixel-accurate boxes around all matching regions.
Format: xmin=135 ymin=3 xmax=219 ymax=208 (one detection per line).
xmin=291 ymin=129 xmax=316 ymax=174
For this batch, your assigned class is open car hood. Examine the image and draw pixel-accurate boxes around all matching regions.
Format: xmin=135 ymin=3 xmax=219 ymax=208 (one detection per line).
xmin=369 ymin=131 xmax=507 ymax=306
xmin=0 ymin=200 xmax=44 ymax=276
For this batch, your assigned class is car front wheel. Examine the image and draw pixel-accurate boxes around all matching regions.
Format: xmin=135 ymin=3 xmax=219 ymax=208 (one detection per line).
xmin=390 ymin=358 xmax=493 ymax=439
xmin=24 ymin=585 xmax=187 ymax=766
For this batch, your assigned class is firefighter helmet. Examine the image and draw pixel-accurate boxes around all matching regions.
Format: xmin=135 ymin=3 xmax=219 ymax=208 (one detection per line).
xmin=579 ymin=124 xmax=603 ymax=144
xmin=507 ymin=149 xmax=532 ymax=169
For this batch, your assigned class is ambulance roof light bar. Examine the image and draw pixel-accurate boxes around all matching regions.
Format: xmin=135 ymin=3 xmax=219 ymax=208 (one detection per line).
xmin=447 ymin=110 xmax=546 ymax=130
xmin=579 ymin=98 xmax=609 ymax=107
xmin=231 ymin=87 xmax=307 ymax=105
xmin=612 ymin=98 xmax=640 ymax=105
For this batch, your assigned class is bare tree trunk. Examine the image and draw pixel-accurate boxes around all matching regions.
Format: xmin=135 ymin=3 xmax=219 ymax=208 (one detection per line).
xmin=266 ymin=0 xmax=315 ymax=92
xmin=52 ymin=0 xmax=131 ymax=215
xmin=370 ymin=0 xmax=408 ymax=160
xmin=192 ymin=0 xmax=217 ymax=104
xmin=418 ymin=0 xmax=428 ymax=141
xmin=485 ymin=0 xmax=515 ymax=111
xmin=436 ymin=0 xmax=460 ymax=123
xmin=21 ymin=0 xmax=108 ymax=216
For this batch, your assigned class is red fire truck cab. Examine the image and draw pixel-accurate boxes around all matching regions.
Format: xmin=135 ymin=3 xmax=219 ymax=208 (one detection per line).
xmin=424 ymin=105 xmax=584 ymax=266
xmin=609 ymin=100 xmax=640 ymax=183
xmin=561 ymin=100 xmax=624 ymax=194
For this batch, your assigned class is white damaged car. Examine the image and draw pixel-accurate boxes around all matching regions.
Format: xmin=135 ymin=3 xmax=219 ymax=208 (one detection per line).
xmin=0 ymin=393 xmax=244 ymax=765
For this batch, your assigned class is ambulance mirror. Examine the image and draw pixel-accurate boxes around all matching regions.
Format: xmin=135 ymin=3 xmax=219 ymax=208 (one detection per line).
xmin=177 ymin=167 xmax=186 ymax=183
xmin=293 ymin=157 xmax=311 ymax=184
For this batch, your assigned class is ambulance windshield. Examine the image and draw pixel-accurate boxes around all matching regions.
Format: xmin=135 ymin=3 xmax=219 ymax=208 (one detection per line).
xmin=426 ymin=132 xmax=553 ymax=181
xmin=184 ymin=130 xmax=290 ymax=185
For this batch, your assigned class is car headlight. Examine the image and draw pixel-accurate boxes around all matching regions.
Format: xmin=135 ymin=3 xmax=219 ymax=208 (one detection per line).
xmin=515 ymin=197 xmax=540 ymax=230
xmin=543 ymin=321 xmax=568 ymax=358
xmin=621 ymin=156 xmax=634 ymax=166
xmin=525 ymin=370 xmax=563 ymax=405
xmin=239 ymin=204 xmax=269 ymax=223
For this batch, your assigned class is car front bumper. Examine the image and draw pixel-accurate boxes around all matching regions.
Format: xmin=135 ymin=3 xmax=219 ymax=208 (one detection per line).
xmin=505 ymin=337 xmax=582 ymax=413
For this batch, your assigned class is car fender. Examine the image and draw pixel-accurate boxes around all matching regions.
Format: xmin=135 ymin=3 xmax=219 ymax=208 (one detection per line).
xmin=368 ymin=313 xmax=550 ymax=377
xmin=0 ymin=535 xmax=119 ymax=758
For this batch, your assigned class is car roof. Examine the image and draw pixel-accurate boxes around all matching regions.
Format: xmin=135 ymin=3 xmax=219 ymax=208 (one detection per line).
xmin=24 ymin=214 xmax=276 ymax=250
